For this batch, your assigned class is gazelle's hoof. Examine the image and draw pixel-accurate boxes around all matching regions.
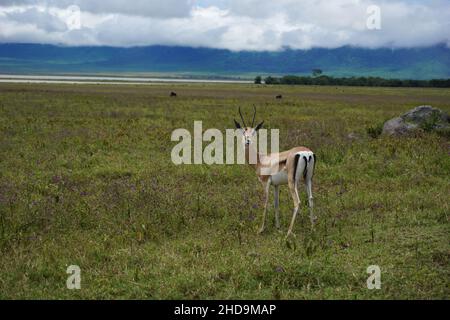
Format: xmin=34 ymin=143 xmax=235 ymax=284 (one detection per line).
xmin=285 ymin=231 xmax=296 ymax=240
xmin=310 ymin=216 xmax=318 ymax=229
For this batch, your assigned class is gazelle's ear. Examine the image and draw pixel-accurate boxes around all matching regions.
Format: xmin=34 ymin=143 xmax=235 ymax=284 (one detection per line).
xmin=255 ymin=121 xmax=264 ymax=131
xmin=234 ymin=119 xmax=242 ymax=129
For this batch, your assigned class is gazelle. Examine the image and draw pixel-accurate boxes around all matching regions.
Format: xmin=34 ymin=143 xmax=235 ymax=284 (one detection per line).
xmin=234 ymin=107 xmax=316 ymax=238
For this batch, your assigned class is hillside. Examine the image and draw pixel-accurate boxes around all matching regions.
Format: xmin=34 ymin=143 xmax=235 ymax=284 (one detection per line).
xmin=0 ymin=43 xmax=449 ymax=79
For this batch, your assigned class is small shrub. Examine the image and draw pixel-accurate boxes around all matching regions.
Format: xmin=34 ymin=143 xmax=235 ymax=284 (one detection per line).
xmin=435 ymin=127 xmax=450 ymax=139
xmin=419 ymin=112 xmax=441 ymax=132
xmin=366 ymin=122 xmax=384 ymax=138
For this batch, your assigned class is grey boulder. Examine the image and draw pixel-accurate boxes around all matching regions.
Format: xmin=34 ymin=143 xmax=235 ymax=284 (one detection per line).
xmin=382 ymin=105 xmax=449 ymax=136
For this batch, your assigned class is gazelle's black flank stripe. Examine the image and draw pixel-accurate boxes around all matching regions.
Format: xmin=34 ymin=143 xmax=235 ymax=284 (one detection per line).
xmin=293 ymin=154 xmax=301 ymax=182
xmin=302 ymin=156 xmax=308 ymax=179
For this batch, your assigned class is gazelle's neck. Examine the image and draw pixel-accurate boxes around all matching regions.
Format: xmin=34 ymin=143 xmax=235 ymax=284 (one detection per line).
xmin=245 ymin=144 xmax=262 ymax=169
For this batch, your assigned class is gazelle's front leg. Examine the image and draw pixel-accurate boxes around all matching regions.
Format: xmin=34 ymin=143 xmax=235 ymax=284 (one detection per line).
xmin=274 ymin=185 xmax=280 ymax=229
xmin=258 ymin=178 xmax=271 ymax=234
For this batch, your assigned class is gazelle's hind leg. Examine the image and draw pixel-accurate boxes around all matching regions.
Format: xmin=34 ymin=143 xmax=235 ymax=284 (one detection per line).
xmin=274 ymin=185 xmax=280 ymax=229
xmin=305 ymin=155 xmax=316 ymax=228
xmin=286 ymin=179 xmax=300 ymax=238
xmin=258 ymin=178 xmax=271 ymax=234
xmin=305 ymin=178 xmax=316 ymax=227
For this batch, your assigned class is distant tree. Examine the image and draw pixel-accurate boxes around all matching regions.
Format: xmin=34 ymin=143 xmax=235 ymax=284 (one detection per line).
xmin=264 ymin=76 xmax=280 ymax=85
xmin=280 ymin=75 xmax=300 ymax=85
xmin=312 ymin=69 xmax=323 ymax=77
xmin=255 ymin=74 xmax=449 ymax=88
xmin=315 ymin=75 xmax=331 ymax=85
xmin=254 ymin=76 xmax=262 ymax=84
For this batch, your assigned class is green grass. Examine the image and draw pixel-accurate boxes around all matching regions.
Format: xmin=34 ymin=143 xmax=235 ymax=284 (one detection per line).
xmin=0 ymin=83 xmax=449 ymax=299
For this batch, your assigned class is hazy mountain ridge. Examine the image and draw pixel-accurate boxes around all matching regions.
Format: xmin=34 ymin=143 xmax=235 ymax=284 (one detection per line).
xmin=0 ymin=43 xmax=449 ymax=79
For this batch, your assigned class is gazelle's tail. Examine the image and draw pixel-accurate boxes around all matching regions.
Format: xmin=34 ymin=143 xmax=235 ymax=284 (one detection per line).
xmin=293 ymin=152 xmax=315 ymax=184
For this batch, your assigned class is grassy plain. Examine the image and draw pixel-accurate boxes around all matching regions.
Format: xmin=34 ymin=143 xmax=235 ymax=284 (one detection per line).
xmin=0 ymin=83 xmax=449 ymax=299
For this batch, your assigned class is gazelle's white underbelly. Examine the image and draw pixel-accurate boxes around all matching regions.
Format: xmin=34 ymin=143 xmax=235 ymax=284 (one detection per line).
xmin=270 ymin=169 xmax=288 ymax=186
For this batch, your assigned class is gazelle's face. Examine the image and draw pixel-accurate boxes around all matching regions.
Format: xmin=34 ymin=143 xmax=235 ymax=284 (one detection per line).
xmin=234 ymin=107 xmax=264 ymax=147
xmin=241 ymin=127 xmax=257 ymax=147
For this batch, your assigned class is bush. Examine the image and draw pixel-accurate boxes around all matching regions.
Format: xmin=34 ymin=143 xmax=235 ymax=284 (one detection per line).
xmin=419 ymin=112 xmax=442 ymax=132
xmin=366 ymin=122 xmax=384 ymax=138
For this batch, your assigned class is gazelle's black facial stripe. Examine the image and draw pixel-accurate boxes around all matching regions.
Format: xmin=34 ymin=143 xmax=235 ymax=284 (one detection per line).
xmin=241 ymin=127 xmax=255 ymax=146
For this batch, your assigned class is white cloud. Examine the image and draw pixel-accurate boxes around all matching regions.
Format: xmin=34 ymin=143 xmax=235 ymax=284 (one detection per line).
xmin=0 ymin=0 xmax=449 ymax=50
xmin=5 ymin=7 xmax=67 ymax=32
xmin=0 ymin=0 xmax=194 ymax=17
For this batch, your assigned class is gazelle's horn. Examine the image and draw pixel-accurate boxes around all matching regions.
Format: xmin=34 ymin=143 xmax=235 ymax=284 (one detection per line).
xmin=238 ymin=107 xmax=247 ymax=127
xmin=252 ymin=105 xmax=256 ymax=127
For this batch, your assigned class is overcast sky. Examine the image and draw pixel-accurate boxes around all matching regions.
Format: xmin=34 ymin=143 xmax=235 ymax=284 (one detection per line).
xmin=0 ymin=0 xmax=449 ymax=50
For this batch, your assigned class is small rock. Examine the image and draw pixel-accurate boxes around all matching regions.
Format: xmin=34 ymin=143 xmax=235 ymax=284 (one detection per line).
xmin=340 ymin=242 xmax=351 ymax=249
xmin=347 ymin=132 xmax=359 ymax=140
xmin=275 ymin=266 xmax=285 ymax=273
xmin=248 ymin=251 xmax=260 ymax=258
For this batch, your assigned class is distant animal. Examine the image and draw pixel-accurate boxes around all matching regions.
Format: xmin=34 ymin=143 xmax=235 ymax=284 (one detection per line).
xmin=234 ymin=106 xmax=316 ymax=238
xmin=275 ymin=95 xmax=282 ymax=99
xmin=170 ymin=91 xmax=177 ymax=97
